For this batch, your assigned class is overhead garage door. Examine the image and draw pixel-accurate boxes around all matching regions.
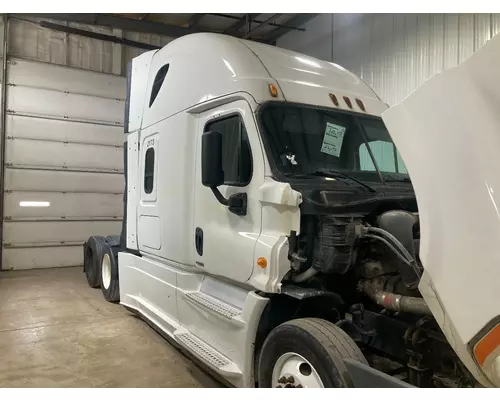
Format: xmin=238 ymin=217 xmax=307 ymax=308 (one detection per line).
xmin=2 ymin=57 xmax=126 ymax=270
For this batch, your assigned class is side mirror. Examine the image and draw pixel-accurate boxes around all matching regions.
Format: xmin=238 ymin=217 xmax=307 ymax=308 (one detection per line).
xmin=202 ymin=131 xmax=224 ymax=188
xmin=201 ymin=130 xmax=247 ymax=216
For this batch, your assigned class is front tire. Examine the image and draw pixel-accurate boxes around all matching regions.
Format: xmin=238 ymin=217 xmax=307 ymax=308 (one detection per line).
xmin=100 ymin=244 xmax=120 ymax=303
xmin=258 ymin=318 xmax=367 ymax=388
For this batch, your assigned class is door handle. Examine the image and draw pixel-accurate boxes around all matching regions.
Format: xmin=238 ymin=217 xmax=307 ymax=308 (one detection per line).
xmin=195 ymin=227 xmax=203 ymax=256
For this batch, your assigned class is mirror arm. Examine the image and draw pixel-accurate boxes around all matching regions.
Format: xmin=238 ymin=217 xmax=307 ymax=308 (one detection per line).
xmin=211 ymin=187 xmax=229 ymax=206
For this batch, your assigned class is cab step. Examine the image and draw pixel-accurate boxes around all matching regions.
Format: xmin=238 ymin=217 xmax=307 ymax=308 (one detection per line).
xmin=185 ymin=291 xmax=242 ymax=320
xmin=174 ymin=328 xmax=242 ymax=378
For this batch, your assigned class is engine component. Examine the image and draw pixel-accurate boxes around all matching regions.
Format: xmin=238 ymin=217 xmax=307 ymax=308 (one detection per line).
xmin=291 ymin=267 xmax=318 ymax=283
xmin=359 ymin=279 xmax=431 ymax=316
xmin=361 ymin=261 xmax=384 ymax=278
xmin=312 ymin=216 xmax=353 ymax=274
xmin=376 ymin=211 xmax=420 ymax=288
xmin=405 ymin=320 xmax=433 ymax=387
xmin=363 ymin=229 xmax=421 ymax=287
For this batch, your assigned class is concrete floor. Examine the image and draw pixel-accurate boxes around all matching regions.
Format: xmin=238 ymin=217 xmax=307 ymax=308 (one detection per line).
xmin=0 ymin=266 xmax=223 ymax=388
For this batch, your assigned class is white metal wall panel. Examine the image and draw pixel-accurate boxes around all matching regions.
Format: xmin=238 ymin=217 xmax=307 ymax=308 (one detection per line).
xmin=4 ymin=221 xmax=121 ymax=246
xmin=6 ymin=139 xmax=123 ymax=173
xmin=474 ymin=14 xmax=491 ymax=53
xmin=278 ymin=13 xmax=500 ymax=105
xmin=5 ymin=192 xmax=122 ymax=220
xmin=443 ymin=14 xmax=459 ymax=70
xmin=9 ymin=58 xmax=125 ymax=99
xmin=458 ymin=14 xmax=474 ymax=63
xmin=429 ymin=15 xmax=445 ymax=81
xmin=0 ymin=18 xmax=3 ymax=58
xmin=331 ymin=15 xmax=364 ymax=77
xmin=493 ymin=14 xmax=500 ymax=36
xmin=392 ymin=15 xmax=407 ymax=107
xmin=2 ymin=55 xmax=125 ymax=270
xmin=277 ymin=14 xmax=333 ymax=62
xmin=7 ymin=85 xmax=124 ymax=125
xmin=3 ymin=247 xmax=84 ymax=270
xmin=5 ymin=169 xmax=124 ymax=194
xmin=6 ymin=114 xmax=124 ymax=146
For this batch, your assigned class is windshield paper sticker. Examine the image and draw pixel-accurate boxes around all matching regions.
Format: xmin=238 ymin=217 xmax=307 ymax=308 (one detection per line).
xmin=320 ymin=122 xmax=346 ymax=157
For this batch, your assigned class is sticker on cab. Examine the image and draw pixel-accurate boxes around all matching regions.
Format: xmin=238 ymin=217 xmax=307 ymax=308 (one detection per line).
xmin=320 ymin=122 xmax=346 ymax=157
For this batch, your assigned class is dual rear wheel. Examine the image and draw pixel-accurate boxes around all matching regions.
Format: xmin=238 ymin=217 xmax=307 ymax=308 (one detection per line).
xmin=83 ymin=235 xmax=120 ymax=303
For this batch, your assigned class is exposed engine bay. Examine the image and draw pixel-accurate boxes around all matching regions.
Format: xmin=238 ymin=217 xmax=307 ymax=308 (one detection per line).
xmin=284 ymin=191 xmax=478 ymax=388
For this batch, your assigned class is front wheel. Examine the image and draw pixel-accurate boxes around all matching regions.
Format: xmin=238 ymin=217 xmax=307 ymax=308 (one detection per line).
xmin=258 ymin=318 xmax=368 ymax=388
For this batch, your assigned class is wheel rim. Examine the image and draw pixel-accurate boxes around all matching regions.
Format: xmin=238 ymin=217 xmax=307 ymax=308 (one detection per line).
xmin=102 ymin=253 xmax=111 ymax=289
xmin=272 ymin=352 xmax=324 ymax=388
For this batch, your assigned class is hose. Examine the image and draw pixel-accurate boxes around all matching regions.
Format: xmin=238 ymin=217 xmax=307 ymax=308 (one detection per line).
xmin=374 ymin=291 xmax=432 ymax=316
xmin=364 ymin=227 xmax=422 ymax=280
xmin=360 ymin=280 xmax=432 ymax=316
xmin=363 ymin=234 xmax=412 ymax=267
xmin=366 ymin=227 xmax=415 ymax=264
xmin=291 ymin=267 xmax=318 ymax=283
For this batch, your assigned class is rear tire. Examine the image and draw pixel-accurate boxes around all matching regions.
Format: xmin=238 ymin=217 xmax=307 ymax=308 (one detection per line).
xmin=258 ymin=318 xmax=367 ymax=388
xmin=105 ymin=235 xmax=121 ymax=247
xmin=100 ymin=244 xmax=120 ymax=303
xmin=84 ymin=236 xmax=107 ymax=288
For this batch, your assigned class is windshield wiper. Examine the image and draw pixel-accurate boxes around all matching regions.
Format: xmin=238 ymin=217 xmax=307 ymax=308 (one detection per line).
xmin=384 ymin=175 xmax=412 ymax=183
xmin=311 ymin=168 xmax=377 ymax=193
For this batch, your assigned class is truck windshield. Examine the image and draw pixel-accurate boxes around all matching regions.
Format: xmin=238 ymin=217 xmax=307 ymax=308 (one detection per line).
xmin=259 ymin=103 xmax=409 ymax=184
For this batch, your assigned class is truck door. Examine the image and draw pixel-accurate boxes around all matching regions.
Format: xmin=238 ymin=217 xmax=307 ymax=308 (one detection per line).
xmin=137 ymin=131 xmax=161 ymax=253
xmin=193 ymin=100 xmax=264 ymax=284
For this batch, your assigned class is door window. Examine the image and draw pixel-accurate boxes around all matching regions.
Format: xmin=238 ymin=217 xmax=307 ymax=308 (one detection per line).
xmin=144 ymin=147 xmax=155 ymax=194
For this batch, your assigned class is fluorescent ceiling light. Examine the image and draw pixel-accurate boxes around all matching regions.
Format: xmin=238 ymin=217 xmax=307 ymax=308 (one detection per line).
xmin=19 ymin=201 xmax=51 ymax=207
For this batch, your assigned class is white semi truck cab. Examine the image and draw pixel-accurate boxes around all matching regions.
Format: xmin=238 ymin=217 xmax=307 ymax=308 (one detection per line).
xmin=84 ymin=32 xmax=500 ymax=388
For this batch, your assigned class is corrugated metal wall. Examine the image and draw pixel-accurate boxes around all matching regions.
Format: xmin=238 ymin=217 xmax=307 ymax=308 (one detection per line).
xmin=278 ymin=14 xmax=500 ymax=105
xmin=8 ymin=17 xmax=172 ymax=76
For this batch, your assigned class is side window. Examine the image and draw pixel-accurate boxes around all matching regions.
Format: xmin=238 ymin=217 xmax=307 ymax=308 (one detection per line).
xmin=359 ymin=141 xmax=407 ymax=173
xmin=149 ymin=64 xmax=169 ymax=107
xmin=144 ymin=148 xmax=155 ymax=193
xmin=205 ymin=115 xmax=252 ymax=186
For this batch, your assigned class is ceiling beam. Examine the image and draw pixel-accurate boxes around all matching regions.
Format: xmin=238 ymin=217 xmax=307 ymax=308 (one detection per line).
xmin=12 ymin=13 xmax=203 ymax=38
xmin=262 ymin=13 xmax=319 ymax=43
xmin=223 ymin=13 xmax=260 ymax=35
xmin=39 ymin=21 xmax=160 ymax=51
xmin=242 ymin=14 xmax=282 ymax=39
xmin=188 ymin=13 xmax=206 ymax=28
